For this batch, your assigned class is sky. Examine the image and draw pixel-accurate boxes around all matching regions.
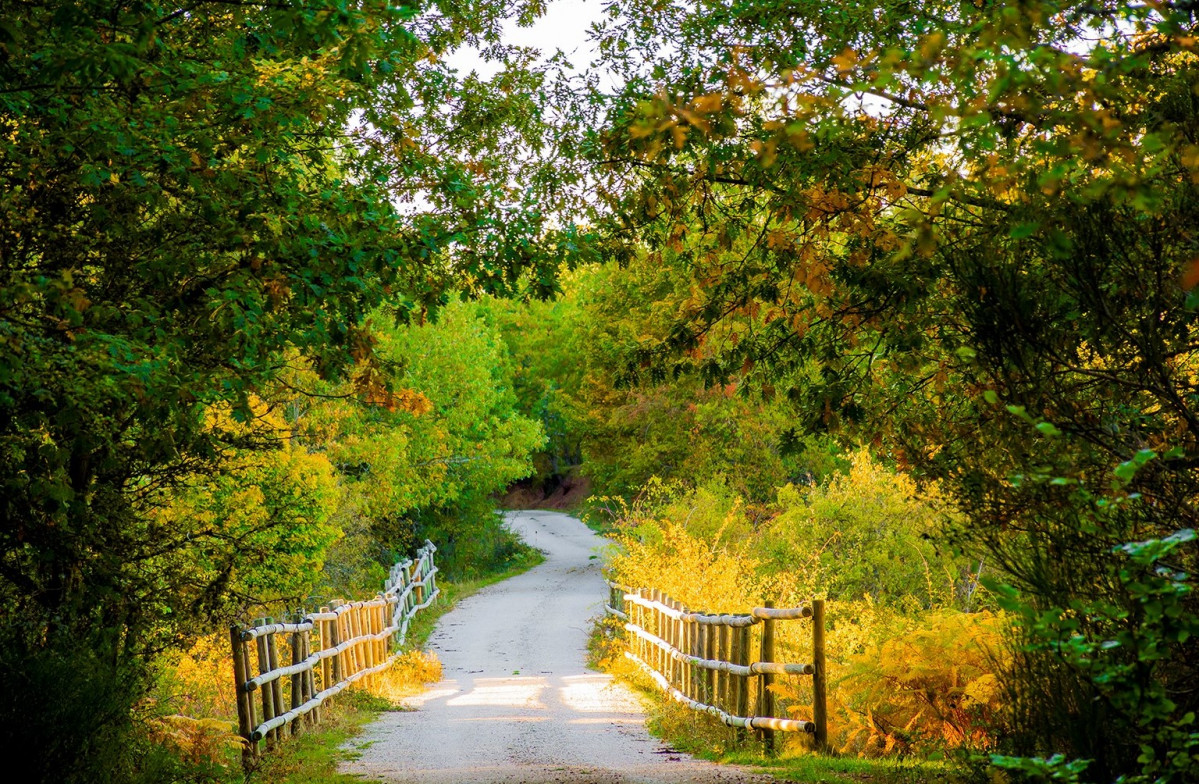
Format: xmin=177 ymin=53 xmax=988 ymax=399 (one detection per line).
xmin=443 ymin=0 xmax=605 ymax=80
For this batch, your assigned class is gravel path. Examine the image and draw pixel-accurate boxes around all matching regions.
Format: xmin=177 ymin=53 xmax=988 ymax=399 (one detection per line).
xmin=340 ymin=510 xmax=775 ymax=784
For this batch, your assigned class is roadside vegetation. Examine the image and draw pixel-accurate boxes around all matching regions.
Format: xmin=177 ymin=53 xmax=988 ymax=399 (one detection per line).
xmin=148 ymin=545 xmax=543 ymax=783
xmin=3 ymin=2 xmax=1196 ymax=783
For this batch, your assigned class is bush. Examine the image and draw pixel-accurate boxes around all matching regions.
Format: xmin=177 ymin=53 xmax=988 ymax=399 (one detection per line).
xmin=992 ymin=528 xmax=1199 ymax=784
xmin=0 ymin=632 xmax=191 ymax=784
xmin=837 ymin=610 xmax=1007 ymax=755
xmin=602 ymin=458 xmax=1004 ymax=757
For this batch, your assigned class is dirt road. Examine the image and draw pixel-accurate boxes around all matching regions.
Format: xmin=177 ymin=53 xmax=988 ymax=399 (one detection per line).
xmin=341 ymin=510 xmax=774 ymax=784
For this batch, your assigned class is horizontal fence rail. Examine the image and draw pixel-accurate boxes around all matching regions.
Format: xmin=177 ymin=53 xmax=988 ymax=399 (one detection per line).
xmin=230 ymin=541 xmax=440 ymax=764
xmin=606 ymin=583 xmax=827 ymax=753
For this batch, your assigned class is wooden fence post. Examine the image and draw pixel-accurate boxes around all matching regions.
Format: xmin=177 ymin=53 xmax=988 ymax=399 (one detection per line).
xmin=328 ymin=602 xmax=343 ymax=685
xmin=812 ymin=598 xmax=828 ymax=753
xmin=427 ymin=551 xmax=438 ymax=598
xmin=669 ymin=598 xmax=680 ymax=691
xmin=662 ymin=595 xmax=672 ymax=685
xmin=647 ymin=589 xmax=656 ymax=674
xmin=682 ymin=611 xmax=690 ymax=700
xmin=371 ymin=602 xmax=381 ymax=685
xmin=378 ymin=602 xmax=387 ymax=668
xmin=690 ymin=611 xmax=700 ymax=701
xmin=318 ymin=606 xmax=331 ymax=695
xmin=361 ymin=604 xmax=371 ymax=688
xmin=733 ymin=623 xmax=750 ymax=742
xmin=650 ymin=589 xmax=662 ymax=677
xmin=412 ymin=561 xmax=424 ymax=607
xmin=345 ymin=606 xmax=356 ymax=677
xmin=717 ymin=624 xmax=730 ymax=714
xmin=266 ymin=620 xmax=284 ymax=744
xmin=303 ymin=621 xmax=319 ymax=726
xmin=637 ymin=588 xmax=645 ymax=664
xmin=290 ymin=616 xmax=303 ymax=737
xmin=700 ymin=623 xmax=709 ymax=704
xmin=759 ymin=600 xmax=777 ymax=754
xmin=635 ymin=588 xmax=644 ymax=664
xmin=379 ymin=601 xmax=387 ymax=661
xmin=346 ymin=605 xmax=355 ymax=678
xmin=361 ymin=604 xmax=374 ymax=684
xmin=230 ymin=624 xmax=256 ymax=768
xmin=254 ymin=619 xmax=276 ymax=750
xmin=622 ymin=586 xmax=630 ymax=640
xmin=357 ymin=604 xmax=365 ymax=676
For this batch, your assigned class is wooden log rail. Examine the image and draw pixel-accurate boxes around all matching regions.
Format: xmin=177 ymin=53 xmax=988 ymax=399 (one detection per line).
xmin=605 ymin=582 xmax=828 ymax=754
xmin=230 ymin=541 xmax=440 ymax=765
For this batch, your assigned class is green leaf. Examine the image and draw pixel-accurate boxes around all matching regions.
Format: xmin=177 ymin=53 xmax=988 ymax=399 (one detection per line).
xmin=1036 ymin=422 xmax=1062 ymax=437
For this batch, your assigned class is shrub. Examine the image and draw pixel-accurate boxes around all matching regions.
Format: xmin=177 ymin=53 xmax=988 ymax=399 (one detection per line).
xmin=837 ymin=610 xmax=1007 ymax=755
xmin=603 ymin=458 xmax=1004 ymax=757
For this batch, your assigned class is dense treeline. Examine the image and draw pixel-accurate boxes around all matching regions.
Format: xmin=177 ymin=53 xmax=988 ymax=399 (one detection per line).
xmin=507 ymin=1 xmax=1199 ymax=780
xmin=3 ymin=1 xmax=1198 ymax=783
xmin=0 ymin=2 xmax=570 ymax=780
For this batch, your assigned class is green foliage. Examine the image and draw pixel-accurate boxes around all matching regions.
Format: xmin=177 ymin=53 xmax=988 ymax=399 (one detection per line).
xmin=0 ymin=2 xmax=579 ymax=777
xmin=0 ymin=631 xmax=188 ymax=784
xmin=150 ymin=411 xmax=343 ymax=610
xmin=492 ymin=261 xmax=841 ymax=503
xmin=570 ymin=260 xmax=815 ymax=501
xmin=376 ymin=302 xmax=545 ymax=516
xmin=992 ymin=527 xmax=1199 ymax=783
xmin=990 ymin=754 xmax=1093 ymax=784
xmin=477 ymin=287 xmax=588 ymax=483
xmin=290 ymin=300 xmax=544 ymax=590
xmin=583 ymin=1 xmax=1199 ymax=777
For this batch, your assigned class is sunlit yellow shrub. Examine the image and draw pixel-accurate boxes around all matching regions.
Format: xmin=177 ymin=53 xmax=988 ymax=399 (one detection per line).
xmin=762 ymin=450 xmax=969 ymax=609
xmin=603 ymin=457 xmax=1005 ymax=757
xmin=613 ymin=520 xmax=760 ymax=613
xmin=372 ymin=649 xmax=444 ymax=701
xmin=150 ymin=633 xmax=241 ymax=767
xmin=149 ymin=402 xmax=344 ymax=614
xmin=147 ymin=714 xmax=241 ymax=767
xmin=158 ymin=632 xmax=238 ymax=722
xmin=837 ymin=610 xmax=1008 ymax=754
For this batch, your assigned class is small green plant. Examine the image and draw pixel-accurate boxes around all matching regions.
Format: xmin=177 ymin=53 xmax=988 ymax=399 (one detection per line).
xmin=989 ymin=527 xmax=1199 ymax=783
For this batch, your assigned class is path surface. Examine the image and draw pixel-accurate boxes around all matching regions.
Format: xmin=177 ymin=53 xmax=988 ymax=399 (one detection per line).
xmin=341 ymin=510 xmax=774 ymax=784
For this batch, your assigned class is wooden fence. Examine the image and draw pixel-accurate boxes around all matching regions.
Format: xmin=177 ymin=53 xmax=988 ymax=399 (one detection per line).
xmin=606 ymin=583 xmax=827 ymax=753
xmin=229 ymin=541 xmax=440 ymax=764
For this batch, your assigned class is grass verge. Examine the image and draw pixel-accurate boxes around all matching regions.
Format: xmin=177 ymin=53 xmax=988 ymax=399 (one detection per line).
xmin=740 ymin=753 xmax=966 ymax=784
xmin=247 ymin=543 xmax=546 ymax=784
xmin=246 ymin=691 xmax=395 ymax=784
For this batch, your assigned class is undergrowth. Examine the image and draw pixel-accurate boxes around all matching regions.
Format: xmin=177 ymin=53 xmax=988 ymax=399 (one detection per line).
xmin=592 ymin=614 xmax=968 ymax=784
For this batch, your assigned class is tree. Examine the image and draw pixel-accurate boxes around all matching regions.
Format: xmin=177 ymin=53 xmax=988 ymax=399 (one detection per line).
xmin=0 ymin=2 xmax=580 ymax=779
xmin=587 ymin=1 xmax=1199 ymax=778
xmin=298 ymin=301 xmax=545 ymax=584
xmin=566 ymin=259 xmax=814 ymax=500
xmin=486 ymin=261 xmax=829 ymax=502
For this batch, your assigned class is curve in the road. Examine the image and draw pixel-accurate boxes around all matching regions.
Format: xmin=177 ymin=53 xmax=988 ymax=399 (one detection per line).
xmin=340 ymin=510 xmax=775 ymax=784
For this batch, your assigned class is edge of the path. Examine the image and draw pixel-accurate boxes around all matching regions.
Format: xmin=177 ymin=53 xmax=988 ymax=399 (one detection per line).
xmin=246 ymin=541 xmax=547 ymax=784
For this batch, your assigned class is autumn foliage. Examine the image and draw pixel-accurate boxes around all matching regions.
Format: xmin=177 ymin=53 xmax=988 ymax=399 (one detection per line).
xmin=600 ymin=453 xmax=1006 ymax=757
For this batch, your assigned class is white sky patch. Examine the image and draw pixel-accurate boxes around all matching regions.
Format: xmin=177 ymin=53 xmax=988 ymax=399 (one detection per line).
xmin=444 ymin=0 xmax=604 ymax=79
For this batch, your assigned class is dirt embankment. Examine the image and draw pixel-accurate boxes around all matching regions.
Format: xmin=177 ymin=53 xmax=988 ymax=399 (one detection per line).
xmin=500 ymin=474 xmax=591 ymax=511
